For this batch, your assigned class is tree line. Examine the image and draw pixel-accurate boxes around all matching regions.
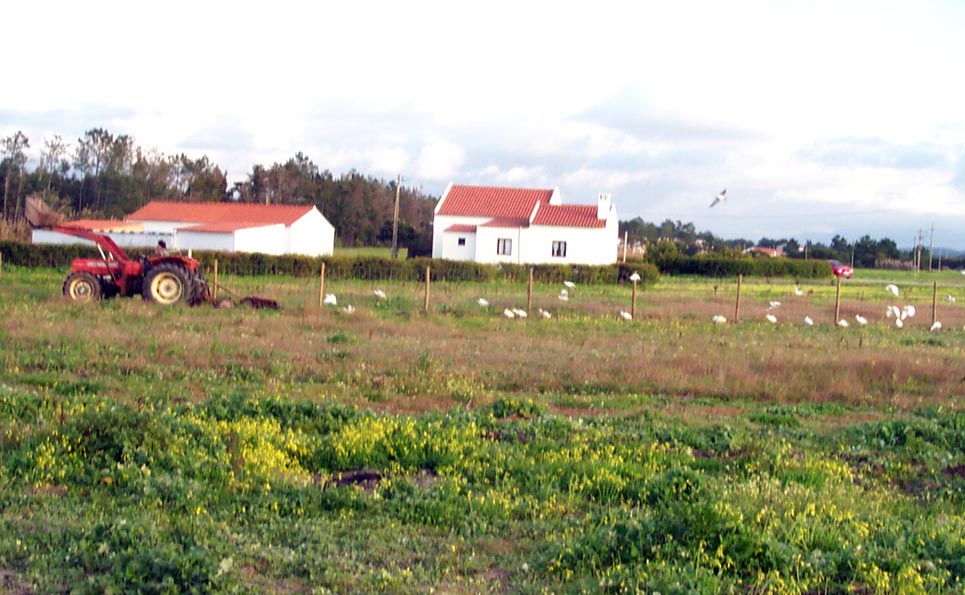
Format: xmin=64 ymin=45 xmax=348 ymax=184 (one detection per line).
xmin=3 ymin=128 xmax=958 ymax=269
xmin=0 ymin=128 xmax=437 ymax=252
xmin=619 ymin=217 xmax=960 ymax=270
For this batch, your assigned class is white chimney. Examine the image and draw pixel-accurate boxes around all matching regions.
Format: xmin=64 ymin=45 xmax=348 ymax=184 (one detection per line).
xmin=597 ymin=193 xmax=612 ymax=220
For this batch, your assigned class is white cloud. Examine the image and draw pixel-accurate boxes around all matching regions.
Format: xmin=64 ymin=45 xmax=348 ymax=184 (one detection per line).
xmin=416 ymin=140 xmax=465 ymax=181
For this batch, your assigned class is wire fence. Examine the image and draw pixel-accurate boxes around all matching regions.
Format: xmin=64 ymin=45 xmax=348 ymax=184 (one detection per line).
xmin=207 ymin=262 xmax=965 ymax=332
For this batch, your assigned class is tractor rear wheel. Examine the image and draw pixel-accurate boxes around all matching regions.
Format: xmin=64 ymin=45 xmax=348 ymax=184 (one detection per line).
xmin=63 ymin=272 xmax=103 ymax=303
xmin=142 ymin=263 xmax=199 ymax=305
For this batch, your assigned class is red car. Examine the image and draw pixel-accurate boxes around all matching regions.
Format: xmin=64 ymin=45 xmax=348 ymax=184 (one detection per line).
xmin=828 ymin=259 xmax=854 ymax=278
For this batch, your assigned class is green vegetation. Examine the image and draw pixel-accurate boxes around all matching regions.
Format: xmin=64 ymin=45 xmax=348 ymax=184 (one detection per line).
xmin=1 ymin=266 xmax=965 ymax=593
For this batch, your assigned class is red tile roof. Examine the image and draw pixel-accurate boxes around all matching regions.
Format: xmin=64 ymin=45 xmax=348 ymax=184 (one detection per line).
xmin=532 ymin=204 xmax=605 ymax=228
xmin=480 ymin=218 xmax=529 ymax=228
xmin=445 ymin=224 xmax=478 ymax=232
xmin=128 ymin=201 xmax=313 ymax=226
xmin=436 ymin=185 xmax=554 ymax=219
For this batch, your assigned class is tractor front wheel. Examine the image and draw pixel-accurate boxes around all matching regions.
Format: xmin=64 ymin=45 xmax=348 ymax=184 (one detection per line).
xmin=142 ymin=263 xmax=197 ymax=305
xmin=63 ymin=272 xmax=103 ymax=303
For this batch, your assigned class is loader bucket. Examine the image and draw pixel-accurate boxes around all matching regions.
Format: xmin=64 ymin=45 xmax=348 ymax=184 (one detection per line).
xmin=25 ymin=196 xmax=64 ymax=228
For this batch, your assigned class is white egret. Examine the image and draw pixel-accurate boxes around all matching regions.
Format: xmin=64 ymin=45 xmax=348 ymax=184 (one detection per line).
xmin=373 ymin=289 xmax=386 ymax=299
xmin=930 ymin=321 xmax=942 ymax=332
xmin=629 ymin=272 xmax=642 ymax=282
xmin=794 ymin=287 xmax=804 ymax=297
xmin=838 ymin=319 xmax=849 ymax=328
xmin=477 ymin=298 xmax=489 ymax=307
xmin=885 ymin=284 xmax=899 ymax=297
xmin=712 ymin=315 xmax=727 ymax=324
xmin=804 ymin=316 xmax=814 ymax=326
xmin=323 ymin=294 xmax=337 ymax=306
xmin=903 ymin=305 xmax=916 ymax=318
xmin=503 ymin=309 xmax=515 ymax=319
xmin=768 ymin=300 xmax=782 ymax=310
xmin=855 ymin=314 xmax=867 ymax=326
xmin=710 ymin=189 xmax=727 ymax=207
xmin=948 ymin=295 xmax=957 ymax=303
xmin=765 ymin=313 xmax=778 ymax=324
xmin=563 ymin=281 xmax=576 ymax=289
xmin=895 ymin=317 xmax=904 ymax=328
xmin=620 ymin=311 xmax=633 ymax=321
xmin=538 ymin=308 xmax=552 ymax=319
xmin=342 ymin=305 xmax=355 ymax=315
xmin=513 ymin=308 xmax=528 ymax=318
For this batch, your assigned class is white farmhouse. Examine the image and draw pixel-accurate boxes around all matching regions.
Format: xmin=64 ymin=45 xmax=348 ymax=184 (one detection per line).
xmin=432 ymin=184 xmax=618 ymax=265
xmin=33 ymin=201 xmax=336 ymax=257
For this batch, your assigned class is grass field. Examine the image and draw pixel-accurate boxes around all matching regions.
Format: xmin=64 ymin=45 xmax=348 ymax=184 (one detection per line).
xmin=1 ymin=265 xmax=965 ymax=593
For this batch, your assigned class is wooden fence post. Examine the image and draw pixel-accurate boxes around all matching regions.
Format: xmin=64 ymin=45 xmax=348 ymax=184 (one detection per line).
xmin=932 ymin=281 xmax=938 ymax=327
xmin=833 ymin=276 xmax=842 ymax=324
xmin=631 ymin=278 xmax=637 ymax=318
xmin=0 ymin=251 xmax=3 ymax=288
xmin=213 ymin=259 xmax=219 ymax=302
xmin=527 ymin=268 xmax=533 ymax=314
xmin=318 ymin=262 xmax=326 ymax=307
xmin=734 ymin=274 xmax=742 ymax=323
xmin=424 ymin=265 xmax=431 ymax=314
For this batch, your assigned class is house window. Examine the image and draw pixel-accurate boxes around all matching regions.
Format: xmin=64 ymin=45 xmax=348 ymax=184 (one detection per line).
xmin=497 ymin=238 xmax=512 ymax=256
xmin=457 ymin=237 xmax=466 ymax=246
xmin=552 ymin=241 xmax=567 ymax=257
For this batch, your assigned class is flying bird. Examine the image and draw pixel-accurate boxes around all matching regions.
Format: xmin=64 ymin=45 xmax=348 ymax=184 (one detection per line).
xmin=710 ymin=189 xmax=727 ymax=207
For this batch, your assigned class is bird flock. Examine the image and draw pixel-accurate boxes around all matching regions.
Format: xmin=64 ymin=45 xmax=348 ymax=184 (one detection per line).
xmin=711 ymin=282 xmax=958 ymax=331
xmin=318 ymin=280 xmax=959 ymax=330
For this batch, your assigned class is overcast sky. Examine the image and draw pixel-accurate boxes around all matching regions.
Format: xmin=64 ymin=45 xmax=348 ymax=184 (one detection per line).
xmin=4 ymin=0 xmax=965 ymax=248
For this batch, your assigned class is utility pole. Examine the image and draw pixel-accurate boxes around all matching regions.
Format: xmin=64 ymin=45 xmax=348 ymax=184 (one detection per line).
xmin=391 ymin=174 xmax=401 ymax=259
xmin=927 ymin=224 xmax=934 ymax=273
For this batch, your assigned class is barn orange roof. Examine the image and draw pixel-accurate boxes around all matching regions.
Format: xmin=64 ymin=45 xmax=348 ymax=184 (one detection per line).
xmin=62 ymin=219 xmax=144 ymax=232
xmin=436 ymin=185 xmax=554 ymax=219
xmin=128 ymin=201 xmax=313 ymax=226
xmin=532 ymin=204 xmax=605 ymax=228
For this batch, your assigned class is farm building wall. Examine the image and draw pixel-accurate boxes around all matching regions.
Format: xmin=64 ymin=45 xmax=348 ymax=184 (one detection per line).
xmin=288 ymin=209 xmax=335 ymax=256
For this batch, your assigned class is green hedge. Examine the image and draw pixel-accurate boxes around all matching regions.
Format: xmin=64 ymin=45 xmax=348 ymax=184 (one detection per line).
xmin=653 ymin=255 xmax=832 ymax=278
xmin=0 ymin=240 xmax=661 ymax=285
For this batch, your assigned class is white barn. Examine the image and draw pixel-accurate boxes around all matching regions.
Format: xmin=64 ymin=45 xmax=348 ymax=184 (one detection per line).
xmin=33 ymin=201 xmax=336 ymax=257
xmin=432 ymin=184 xmax=619 ymax=265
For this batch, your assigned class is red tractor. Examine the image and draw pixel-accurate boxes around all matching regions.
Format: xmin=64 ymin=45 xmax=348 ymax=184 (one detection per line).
xmin=54 ymin=225 xmax=208 ymax=306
